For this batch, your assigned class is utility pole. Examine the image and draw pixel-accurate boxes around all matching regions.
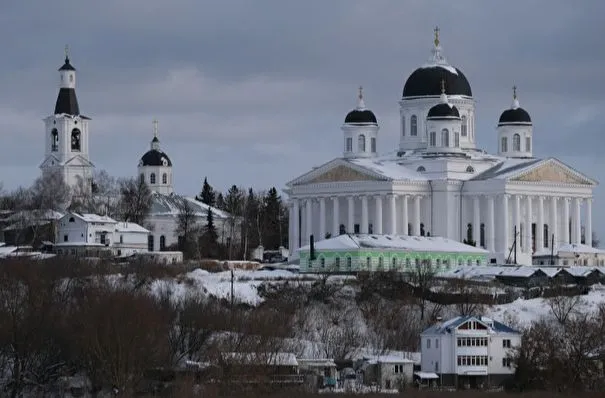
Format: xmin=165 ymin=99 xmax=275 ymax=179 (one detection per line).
xmin=230 ymin=268 xmax=235 ymax=309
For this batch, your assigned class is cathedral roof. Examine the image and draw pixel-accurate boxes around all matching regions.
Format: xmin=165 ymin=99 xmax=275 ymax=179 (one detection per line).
xmin=140 ymin=150 xmax=172 ymax=167
xmin=54 ymin=88 xmax=80 ymax=115
xmin=403 ymin=65 xmax=472 ymax=98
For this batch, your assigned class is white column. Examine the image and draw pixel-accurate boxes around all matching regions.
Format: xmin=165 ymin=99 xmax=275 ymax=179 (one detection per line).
xmin=319 ymin=197 xmax=326 ymax=240
xmin=586 ymin=199 xmax=593 ymax=247
xmin=361 ymin=196 xmax=369 ymax=234
xmin=525 ymin=196 xmax=533 ymax=253
xmin=413 ymin=195 xmax=421 ymax=236
xmin=562 ymin=197 xmax=570 ymax=245
xmin=292 ymin=199 xmax=299 ymax=250
xmin=332 ymin=197 xmax=339 ymax=237
xmin=305 ymin=199 xmax=312 ymax=244
xmin=513 ymin=195 xmax=521 ymax=250
xmin=401 ymin=195 xmax=408 ymax=235
xmin=550 ymin=197 xmax=558 ymax=251
xmin=487 ymin=196 xmax=495 ymax=252
xmin=502 ymin=194 xmax=509 ymax=254
xmin=472 ymin=196 xmax=480 ymax=246
xmin=389 ymin=194 xmax=397 ymax=235
xmin=537 ymin=196 xmax=544 ymax=251
xmin=573 ymin=197 xmax=581 ymax=244
xmin=374 ymin=195 xmax=383 ymax=234
xmin=347 ymin=196 xmax=354 ymax=234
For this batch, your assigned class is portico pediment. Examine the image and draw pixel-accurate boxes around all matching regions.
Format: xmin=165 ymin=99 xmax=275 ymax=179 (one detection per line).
xmin=509 ymin=159 xmax=596 ymax=186
xmin=287 ymin=159 xmax=387 ymax=186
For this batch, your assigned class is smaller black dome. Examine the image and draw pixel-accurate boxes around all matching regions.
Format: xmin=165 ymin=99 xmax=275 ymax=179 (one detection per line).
xmin=427 ymin=103 xmax=460 ymax=119
xmin=499 ymin=107 xmax=532 ymax=126
xmin=344 ymin=109 xmax=377 ymax=125
xmin=140 ymin=150 xmax=172 ymax=167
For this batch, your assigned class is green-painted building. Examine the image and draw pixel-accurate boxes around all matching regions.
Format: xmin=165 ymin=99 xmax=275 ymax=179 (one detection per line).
xmin=298 ymin=234 xmax=488 ymax=273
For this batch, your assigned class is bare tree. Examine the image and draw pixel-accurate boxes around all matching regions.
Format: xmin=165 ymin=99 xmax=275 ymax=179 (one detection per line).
xmin=176 ymin=197 xmax=199 ymax=258
xmin=405 ymin=260 xmax=436 ymax=320
xmin=316 ymin=305 xmax=366 ymax=361
xmin=117 ymin=176 xmax=152 ymax=225
xmin=70 ymin=170 xmax=118 ymax=216
xmin=547 ymin=285 xmax=582 ymax=325
xmin=447 ymin=278 xmax=491 ymax=317
xmin=30 ymin=169 xmax=71 ymax=212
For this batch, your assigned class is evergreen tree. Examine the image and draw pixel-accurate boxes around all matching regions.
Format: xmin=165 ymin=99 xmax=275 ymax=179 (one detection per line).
xmin=196 ymin=177 xmax=215 ymax=206
xmin=224 ymin=185 xmax=244 ymax=259
xmin=200 ymin=206 xmax=219 ymax=258
xmin=215 ymin=192 xmax=225 ymax=210
xmin=261 ymin=187 xmax=282 ymax=250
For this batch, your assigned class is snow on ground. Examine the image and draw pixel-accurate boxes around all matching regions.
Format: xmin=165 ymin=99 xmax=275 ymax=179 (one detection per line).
xmin=488 ymin=284 xmax=605 ymax=328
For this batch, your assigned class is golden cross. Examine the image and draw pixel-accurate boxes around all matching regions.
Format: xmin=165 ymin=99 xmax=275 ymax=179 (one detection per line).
xmin=434 ymin=26 xmax=440 ymax=47
xmin=153 ymin=119 xmax=159 ymax=137
xmin=513 ymin=85 xmax=517 ymax=99
xmin=65 ymin=44 xmax=69 ymax=60
xmin=358 ymin=85 xmax=363 ymax=100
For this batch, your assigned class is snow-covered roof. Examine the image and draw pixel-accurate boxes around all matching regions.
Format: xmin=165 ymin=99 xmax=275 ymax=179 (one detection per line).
xmin=346 ymin=158 xmax=427 ymax=181
xmin=534 ymin=243 xmax=605 ymax=257
xmin=422 ymin=315 xmax=520 ymax=335
xmin=471 ymin=158 xmax=541 ymax=180
xmin=114 ymin=222 xmax=149 ymax=234
xmin=297 ymin=359 xmax=337 ymax=368
xmin=363 ymin=355 xmax=415 ymax=365
xmin=299 ymin=234 xmax=488 ymax=255
xmin=149 ymin=192 xmax=229 ymax=219
xmin=69 ymin=213 xmax=116 ymax=223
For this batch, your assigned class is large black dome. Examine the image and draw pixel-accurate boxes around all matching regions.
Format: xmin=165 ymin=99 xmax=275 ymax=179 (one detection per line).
xmin=140 ymin=149 xmax=172 ymax=167
xmin=427 ymin=103 xmax=460 ymax=119
xmin=403 ymin=65 xmax=472 ymax=98
xmin=344 ymin=109 xmax=377 ymax=125
xmin=498 ymin=107 xmax=532 ymax=126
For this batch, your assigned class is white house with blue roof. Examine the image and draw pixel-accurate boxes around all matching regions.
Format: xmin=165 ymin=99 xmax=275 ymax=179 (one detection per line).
xmin=420 ymin=315 xmax=521 ymax=388
xmin=285 ymin=28 xmax=597 ymax=266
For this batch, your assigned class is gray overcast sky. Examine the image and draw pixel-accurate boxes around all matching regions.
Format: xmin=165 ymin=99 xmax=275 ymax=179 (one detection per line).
xmin=1 ymin=1 xmax=605 ymax=236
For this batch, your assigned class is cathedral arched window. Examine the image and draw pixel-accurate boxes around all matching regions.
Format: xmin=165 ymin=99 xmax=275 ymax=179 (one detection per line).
xmin=525 ymin=137 xmax=531 ymax=152
xmin=411 ymin=115 xmax=418 ymax=136
xmin=466 ymin=223 xmax=473 ymax=243
xmin=339 ymin=224 xmax=346 ymax=235
xmin=51 ymin=129 xmax=59 ymax=152
xmin=150 ymin=173 xmax=156 ymax=184
xmin=71 ymin=128 xmax=81 ymax=151
xmin=370 ymin=137 xmax=376 ymax=153
xmin=401 ymin=116 xmax=406 ymax=136
xmin=160 ymin=235 xmax=166 ymax=251
xmin=429 ymin=132 xmax=436 ymax=146
xmin=501 ymin=137 xmax=508 ymax=152
xmin=543 ymin=224 xmax=549 ymax=248
xmin=480 ymin=223 xmax=485 ymax=248
xmin=162 ymin=173 xmax=167 ymax=184
xmin=461 ymin=115 xmax=467 ymax=137
xmin=147 ymin=235 xmax=154 ymax=252
xmin=358 ymin=135 xmax=366 ymax=152
xmin=513 ymin=134 xmax=521 ymax=151
xmin=408 ymin=223 xmax=412 ymax=235
xmin=140 ymin=174 xmax=145 ymax=183
xmin=345 ymin=137 xmax=352 ymax=152
xmin=454 ymin=132 xmax=460 ymax=148
xmin=441 ymin=129 xmax=449 ymax=147
xmin=416 ymin=166 xmax=426 ymax=172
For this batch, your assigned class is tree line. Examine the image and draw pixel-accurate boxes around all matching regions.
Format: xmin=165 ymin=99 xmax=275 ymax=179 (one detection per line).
xmin=0 ymin=171 xmax=289 ymax=261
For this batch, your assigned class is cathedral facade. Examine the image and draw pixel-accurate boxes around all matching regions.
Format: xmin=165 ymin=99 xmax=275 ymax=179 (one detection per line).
xmin=285 ymin=29 xmax=597 ymax=266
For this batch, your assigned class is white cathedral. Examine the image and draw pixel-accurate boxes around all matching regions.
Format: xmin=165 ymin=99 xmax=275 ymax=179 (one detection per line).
xmin=285 ymin=29 xmax=598 ymax=266
xmin=39 ymin=50 xmax=232 ymax=252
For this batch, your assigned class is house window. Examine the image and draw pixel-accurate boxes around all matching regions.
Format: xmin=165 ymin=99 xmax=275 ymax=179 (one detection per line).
xmin=461 ymin=115 xmax=467 ymax=136
xmin=162 ymin=173 xmax=167 ymax=184
xmin=416 ymin=166 xmax=425 ymax=172
xmin=454 ymin=132 xmax=460 ymax=147
xmin=392 ymin=257 xmax=397 ymax=268
xmin=441 ymin=129 xmax=449 ymax=147
xmin=150 ymin=173 xmax=156 ymax=184
xmin=346 ymin=137 xmax=352 ymax=152
xmin=378 ymin=256 xmax=383 ymax=268
xmin=370 ymin=137 xmax=376 ymax=153
xmin=69 ymin=217 xmax=75 ymax=223
xmin=63 ymin=234 xmax=68 ymax=242
xmin=513 ymin=134 xmax=521 ymax=151
xmin=346 ymin=256 xmax=352 ymax=268
xmin=140 ymin=173 xmax=145 ymax=183
xmin=429 ymin=131 xmax=436 ymax=146
xmin=503 ymin=339 xmax=511 ymax=348
xmin=502 ymin=358 xmax=511 ymax=367
xmin=466 ymin=223 xmax=473 ymax=243
xmin=320 ymin=257 xmax=325 ymax=268
xmin=51 ymin=129 xmax=59 ymax=151
xmin=358 ymin=135 xmax=366 ymax=152
xmin=410 ymin=115 xmax=418 ymax=136
xmin=501 ymin=137 xmax=508 ymax=152
xmin=366 ymin=257 xmax=371 ymax=268
xmin=525 ymin=137 xmax=531 ymax=152
xmin=160 ymin=235 xmax=166 ymax=250
xmin=335 ymin=257 xmax=340 ymax=267
xmin=401 ymin=116 xmax=406 ymax=136
xmin=71 ymin=128 xmax=81 ymax=151
xmin=435 ymin=339 xmax=439 ymax=349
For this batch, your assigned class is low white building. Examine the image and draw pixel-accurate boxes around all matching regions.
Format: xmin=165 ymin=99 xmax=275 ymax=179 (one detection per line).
xmin=55 ymin=212 xmax=149 ymax=257
xmin=533 ymin=243 xmax=605 ymax=266
xmin=420 ymin=315 xmax=521 ymax=388
xmin=357 ymin=355 xmax=415 ymax=391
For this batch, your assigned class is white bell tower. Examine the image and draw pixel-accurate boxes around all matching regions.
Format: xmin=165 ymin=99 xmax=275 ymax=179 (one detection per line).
xmin=40 ymin=46 xmax=94 ymax=190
